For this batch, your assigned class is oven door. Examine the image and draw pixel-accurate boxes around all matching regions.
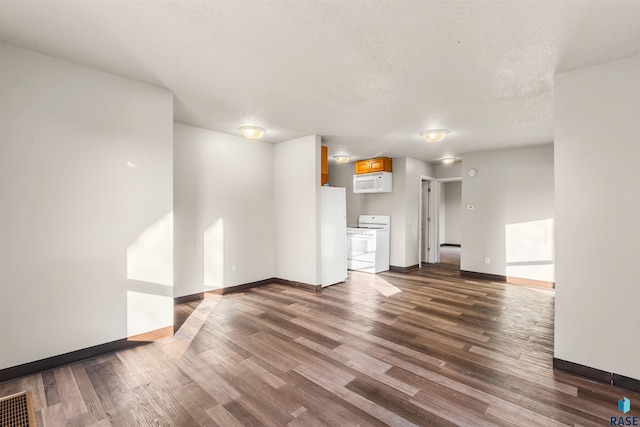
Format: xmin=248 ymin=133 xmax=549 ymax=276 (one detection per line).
xmin=347 ymin=229 xmax=377 ymax=272
xmin=347 ymin=230 xmax=377 ymax=255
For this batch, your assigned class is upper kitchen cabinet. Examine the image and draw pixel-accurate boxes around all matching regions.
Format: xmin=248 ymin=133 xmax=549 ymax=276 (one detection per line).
xmin=321 ymin=145 xmax=329 ymax=185
xmin=355 ymin=157 xmax=392 ymax=174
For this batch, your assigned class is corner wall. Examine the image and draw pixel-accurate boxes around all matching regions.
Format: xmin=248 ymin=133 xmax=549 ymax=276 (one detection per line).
xmin=403 ymin=157 xmax=435 ymax=267
xmin=274 ymin=135 xmax=321 ymax=285
xmin=173 ymin=123 xmax=275 ymax=297
xmin=554 ymin=54 xmax=639 ymax=380
xmin=0 ymin=43 xmax=173 ymax=368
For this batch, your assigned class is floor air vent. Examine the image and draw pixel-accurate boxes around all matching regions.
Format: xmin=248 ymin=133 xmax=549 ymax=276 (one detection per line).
xmin=0 ymin=391 xmax=36 ymax=427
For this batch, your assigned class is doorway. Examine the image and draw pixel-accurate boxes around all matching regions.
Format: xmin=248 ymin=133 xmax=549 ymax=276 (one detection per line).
xmin=420 ymin=180 xmax=430 ymax=264
xmin=437 ymin=179 xmax=462 ymax=267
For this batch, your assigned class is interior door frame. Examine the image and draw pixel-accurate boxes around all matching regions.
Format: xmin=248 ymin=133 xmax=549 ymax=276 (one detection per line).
xmin=418 ymin=175 xmax=437 ymax=265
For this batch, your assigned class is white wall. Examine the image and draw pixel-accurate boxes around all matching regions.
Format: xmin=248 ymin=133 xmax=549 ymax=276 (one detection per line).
xmin=554 ymin=54 xmax=640 ymax=380
xmin=173 ymin=123 xmax=275 ymax=297
xmin=438 ymin=183 xmax=446 ymax=244
xmin=328 ymin=162 xmax=362 ymax=227
xmin=443 ymin=181 xmax=462 ymax=245
xmin=461 ymin=144 xmax=554 ymax=281
xmin=274 ymin=136 xmax=321 ymax=285
xmin=0 ymin=43 xmax=173 ymax=368
xmin=363 ymin=158 xmax=407 ymax=266
xmin=435 ymin=162 xmax=462 ymax=179
xmin=404 ymin=157 xmax=435 ymax=267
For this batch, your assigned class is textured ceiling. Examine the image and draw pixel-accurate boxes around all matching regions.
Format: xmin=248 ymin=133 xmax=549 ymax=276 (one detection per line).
xmin=1 ymin=0 xmax=639 ymax=163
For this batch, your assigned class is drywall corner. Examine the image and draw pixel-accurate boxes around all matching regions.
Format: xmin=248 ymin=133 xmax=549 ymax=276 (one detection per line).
xmin=274 ymin=135 xmax=321 ymax=286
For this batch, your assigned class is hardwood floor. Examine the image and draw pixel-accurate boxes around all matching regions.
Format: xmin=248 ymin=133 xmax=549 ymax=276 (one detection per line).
xmin=438 ymin=245 xmax=460 ymax=266
xmin=1 ymin=265 xmax=638 ymax=426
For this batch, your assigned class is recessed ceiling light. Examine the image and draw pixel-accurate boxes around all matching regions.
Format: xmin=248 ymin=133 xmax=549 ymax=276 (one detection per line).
xmin=333 ymin=155 xmax=351 ymax=163
xmin=239 ymin=126 xmax=266 ymax=139
xmin=420 ymin=129 xmax=449 ymax=143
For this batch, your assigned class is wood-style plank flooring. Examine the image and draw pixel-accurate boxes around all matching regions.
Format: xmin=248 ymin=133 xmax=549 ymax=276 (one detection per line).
xmin=2 ymin=265 xmax=639 ymax=426
xmin=438 ymin=246 xmax=460 ymax=266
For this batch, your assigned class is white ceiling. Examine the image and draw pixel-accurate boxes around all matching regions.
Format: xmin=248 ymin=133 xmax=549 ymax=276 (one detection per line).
xmin=1 ymin=1 xmax=639 ymax=163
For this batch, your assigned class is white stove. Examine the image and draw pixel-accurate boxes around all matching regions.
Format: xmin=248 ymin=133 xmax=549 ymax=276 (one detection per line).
xmin=347 ymin=215 xmax=390 ymax=273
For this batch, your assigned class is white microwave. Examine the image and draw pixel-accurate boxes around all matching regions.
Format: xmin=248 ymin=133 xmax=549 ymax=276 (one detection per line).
xmin=353 ymin=172 xmax=393 ymax=193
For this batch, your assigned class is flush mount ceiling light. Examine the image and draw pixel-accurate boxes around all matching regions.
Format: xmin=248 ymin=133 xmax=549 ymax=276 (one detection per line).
xmin=441 ymin=156 xmax=456 ymax=164
xmin=333 ymin=155 xmax=351 ymax=163
xmin=420 ymin=129 xmax=449 ymax=143
xmin=239 ymin=126 xmax=266 ymax=140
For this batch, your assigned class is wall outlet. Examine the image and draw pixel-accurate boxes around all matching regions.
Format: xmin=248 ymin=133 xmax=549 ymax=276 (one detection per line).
xmin=231 ymin=265 xmax=237 ymax=274
xmin=484 ymin=257 xmax=491 ymax=264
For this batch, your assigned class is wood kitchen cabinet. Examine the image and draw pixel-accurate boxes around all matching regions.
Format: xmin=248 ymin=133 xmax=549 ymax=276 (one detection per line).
xmin=321 ymin=145 xmax=328 ymax=185
xmin=355 ymin=157 xmax=392 ymax=174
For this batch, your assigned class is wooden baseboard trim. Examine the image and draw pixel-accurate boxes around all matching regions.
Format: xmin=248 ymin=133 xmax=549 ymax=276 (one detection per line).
xmin=553 ymin=358 xmax=640 ymax=393
xmin=0 ymin=326 xmax=168 ymax=384
xmin=506 ymin=276 xmax=555 ymax=289
xmin=206 ymin=278 xmax=277 ymax=295
xmin=173 ymin=277 xmax=320 ymax=302
xmin=440 ymin=243 xmax=461 ymax=247
xmin=4 ymin=276 xmax=319 ymax=383
xmin=389 ymin=264 xmax=419 ymax=273
xmin=274 ymin=278 xmax=322 ymax=293
xmin=613 ymin=373 xmax=640 ymax=393
xmin=174 ymin=292 xmax=204 ymax=304
xmin=553 ymin=358 xmax=612 ymax=383
xmin=461 ymin=270 xmax=507 ymax=282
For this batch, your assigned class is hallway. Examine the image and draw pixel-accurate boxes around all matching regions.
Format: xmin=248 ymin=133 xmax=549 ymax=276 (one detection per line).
xmin=438 ymin=245 xmax=460 ymax=266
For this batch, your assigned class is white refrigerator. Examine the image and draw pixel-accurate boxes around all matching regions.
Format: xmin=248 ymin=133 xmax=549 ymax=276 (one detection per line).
xmin=320 ymin=186 xmax=347 ymax=287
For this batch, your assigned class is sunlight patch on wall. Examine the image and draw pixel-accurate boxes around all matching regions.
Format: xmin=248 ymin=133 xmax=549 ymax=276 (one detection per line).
xmin=204 ymin=218 xmax=224 ymax=291
xmin=505 ymin=218 xmax=555 ymax=282
xmin=126 ymin=290 xmax=173 ymax=337
xmin=127 ymin=212 xmax=173 ymax=286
